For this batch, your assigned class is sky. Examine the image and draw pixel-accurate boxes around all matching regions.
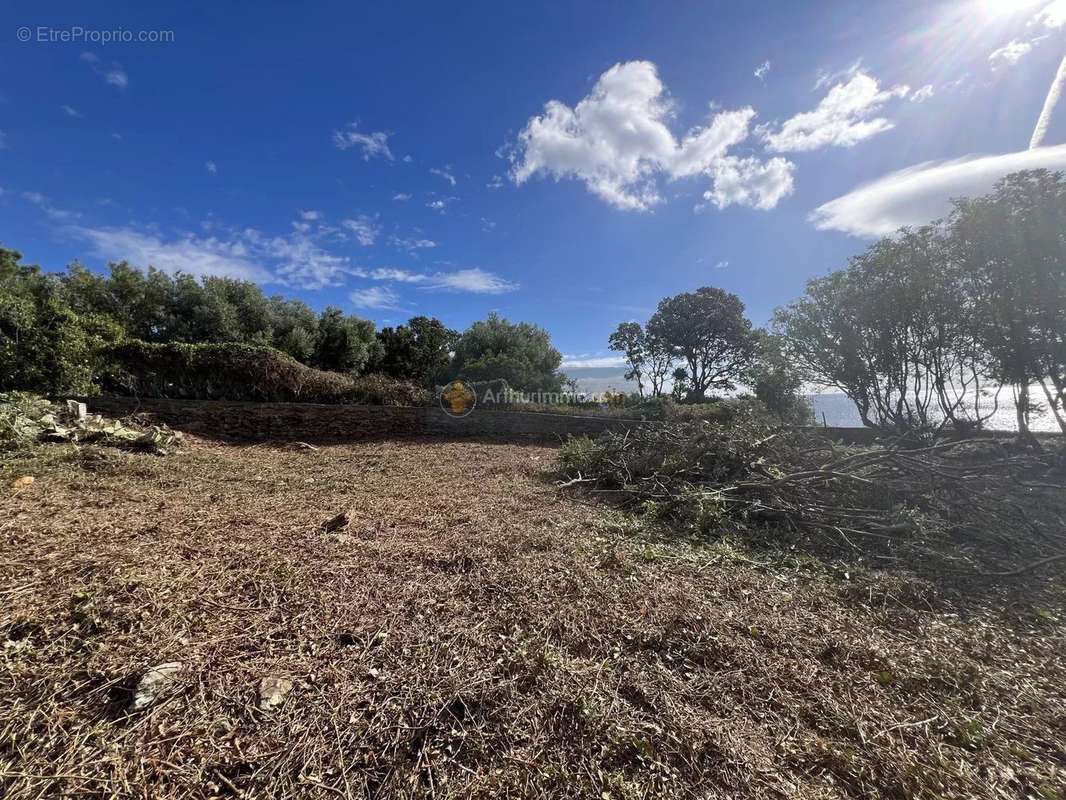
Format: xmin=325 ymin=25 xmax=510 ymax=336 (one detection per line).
xmin=2 ymin=0 xmax=1065 ymax=384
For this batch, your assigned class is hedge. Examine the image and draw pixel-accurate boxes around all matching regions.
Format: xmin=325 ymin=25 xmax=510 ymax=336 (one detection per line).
xmin=104 ymin=341 xmax=430 ymax=406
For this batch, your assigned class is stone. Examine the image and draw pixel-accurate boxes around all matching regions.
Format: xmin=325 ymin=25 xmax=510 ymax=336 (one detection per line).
xmin=258 ymin=676 xmax=293 ymax=711
xmin=130 ymin=661 xmax=183 ymax=712
xmin=66 ymin=400 xmax=88 ymax=420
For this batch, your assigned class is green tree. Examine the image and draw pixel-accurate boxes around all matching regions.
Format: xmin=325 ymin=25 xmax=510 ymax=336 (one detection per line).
xmin=747 ymin=331 xmax=813 ymax=424
xmin=0 ymin=248 xmax=123 ymax=394
xmin=647 ymin=287 xmax=756 ymax=402
xmin=451 ymin=313 xmax=565 ymax=393
xmin=313 ymin=307 xmax=379 ymax=375
xmin=375 ymin=316 xmax=457 ymax=387
xmin=949 ymin=169 xmax=1066 ymax=436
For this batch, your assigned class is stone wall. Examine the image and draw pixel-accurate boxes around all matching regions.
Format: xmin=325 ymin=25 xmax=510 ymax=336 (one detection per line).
xmin=78 ymin=397 xmax=641 ymax=445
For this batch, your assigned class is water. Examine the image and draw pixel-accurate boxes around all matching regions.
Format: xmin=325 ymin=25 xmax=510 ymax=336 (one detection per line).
xmin=809 ymin=391 xmax=1061 ymax=433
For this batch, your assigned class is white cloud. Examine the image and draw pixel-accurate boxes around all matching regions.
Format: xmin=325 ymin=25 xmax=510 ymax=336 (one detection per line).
xmin=235 ymin=227 xmax=351 ymax=288
xmin=75 ymin=227 xmax=274 ymax=282
xmin=705 ymin=156 xmax=795 ymax=210
xmin=427 ymin=198 xmax=455 ymax=213
xmin=391 ymin=236 xmax=437 ymax=251
xmin=81 ymin=52 xmax=128 ymax=89
xmin=754 ymin=60 xmax=771 ymax=83
xmin=351 ymin=285 xmax=403 ymax=310
xmin=1031 ymin=54 xmax=1066 ymax=148
xmin=428 ymin=268 xmax=517 ymax=293
xmin=300 ymin=209 xmax=321 ymax=221
xmin=341 ymin=215 xmax=379 ymax=246
xmin=510 ymin=60 xmax=793 ymax=212
xmin=811 ymin=143 xmax=1066 ymax=237
xmin=989 ymin=39 xmax=1036 ymax=69
xmin=561 ymin=355 xmax=628 ymax=369
xmin=392 ymin=192 xmax=411 ymax=201
xmin=715 ymin=260 xmax=729 ymax=269
xmin=60 ymin=104 xmax=82 ymax=118
xmin=487 ymin=174 xmax=505 ymax=189
xmin=430 ymin=167 xmax=456 ymax=185
xmin=761 ymin=72 xmax=909 ymax=152
xmin=813 ymin=58 xmax=864 ymax=91
xmin=1033 ymin=0 xmax=1066 ymax=28
xmin=22 ymin=192 xmax=79 ymax=221
xmin=205 ymin=160 xmax=218 ymax=174
xmin=332 ymin=124 xmax=393 ymax=160
xmin=911 ymin=84 xmax=935 ymax=103
xmin=353 ymin=266 xmax=518 ymax=294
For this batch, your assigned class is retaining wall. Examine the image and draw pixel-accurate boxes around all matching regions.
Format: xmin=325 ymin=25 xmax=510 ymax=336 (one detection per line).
xmin=78 ymin=397 xmax=639 ymax=444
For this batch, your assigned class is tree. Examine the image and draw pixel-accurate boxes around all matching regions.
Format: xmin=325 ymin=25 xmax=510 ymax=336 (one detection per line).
xmin=313 ymin=307 xmax=379 ymax=375
xmin=949 ymin=170 xmax=1066 ymax=436
xmin=0 ymin=248 xmax=123 ymax=394
xmin=608 ymin=322 xmax=648 ymax=397
xmin=775 ymin=226 xmax=997 ymax=432
xmin=374 ymin=316 xmax=457 ymax=387
xmin=646 ymin=287 xmax=756 ymax=401
xmin=747 ymin=331 xmax=813 ymax=424
xmin=450 ymin=313 xmax=565 ymax=393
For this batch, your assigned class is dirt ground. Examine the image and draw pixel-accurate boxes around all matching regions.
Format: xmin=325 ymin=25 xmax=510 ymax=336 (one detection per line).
xmin=1 ymin=436 xmax=1065 ymax=799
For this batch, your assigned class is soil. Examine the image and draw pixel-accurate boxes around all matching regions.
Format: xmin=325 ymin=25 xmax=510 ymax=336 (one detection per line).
xmin=1 ymin=436 xmax=1064 ymax=799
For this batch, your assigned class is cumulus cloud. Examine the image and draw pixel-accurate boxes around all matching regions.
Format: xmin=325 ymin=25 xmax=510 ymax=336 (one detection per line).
xmin=509 ymin=60 xmax=793 ymax=212
xmin=205 ymin=161 xmax=218 ymax=174
xmin=754 ymin=60 xmax=771 ymax=83
xmin=761 ymin=72 xmax=909 ymax=152
xmin=392 ymin=193 xmax=411 ymax=201
xmin=351 ymin=285 xmax=403 ymax=310
xmin=705 ymin=156 xmax=795 ymax=210
xmin=332 ymin=123 xmax=393 ymax=160
xmin=300 ymin=209 xmax=321 ymax=221
xmin=989 ymin=39 xmax=1036 ymax=69
xmin=811 ymin=144 xmax=1066 ymax=237
xmin=341 ymin=215 xmax=379 ymax=246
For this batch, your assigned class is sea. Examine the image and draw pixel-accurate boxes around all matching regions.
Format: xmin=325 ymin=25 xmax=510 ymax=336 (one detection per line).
xmin=565 ymin=368 xmax=1061 ymax=433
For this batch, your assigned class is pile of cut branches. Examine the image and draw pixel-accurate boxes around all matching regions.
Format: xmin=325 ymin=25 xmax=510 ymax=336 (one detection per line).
xmin=0 ymin=392 xmax=181 ymax=455
xmin=559 ymin=419 xmax=1066 ymax=577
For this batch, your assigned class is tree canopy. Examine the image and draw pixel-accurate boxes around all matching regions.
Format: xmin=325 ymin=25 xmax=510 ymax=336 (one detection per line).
xmin=450 ymin=313 xmax=565 ymax=393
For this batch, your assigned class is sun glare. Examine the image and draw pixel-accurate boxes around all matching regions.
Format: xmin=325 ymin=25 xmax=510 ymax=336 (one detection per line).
xmin=980 ymin=0 xmax=1044 ymax=18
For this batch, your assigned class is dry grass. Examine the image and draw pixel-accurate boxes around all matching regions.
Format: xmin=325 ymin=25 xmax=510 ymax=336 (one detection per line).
xmin=1 ymin=435 xmax=1065 ymax=799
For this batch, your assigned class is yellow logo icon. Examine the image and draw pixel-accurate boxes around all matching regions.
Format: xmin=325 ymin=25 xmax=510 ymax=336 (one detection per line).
xmin=439 ymin=379 xmax=476 ymax=418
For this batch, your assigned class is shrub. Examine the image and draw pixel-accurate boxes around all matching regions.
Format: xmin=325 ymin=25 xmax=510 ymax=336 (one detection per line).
xmin=105 ymin=341 xmax=356 ymax=403
xmin=351 ymin=374 xmax=432 ymax=407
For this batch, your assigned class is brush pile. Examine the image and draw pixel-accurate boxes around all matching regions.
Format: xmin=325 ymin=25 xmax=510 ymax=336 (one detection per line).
xmin=0 ymin=392 xmax=181 ymax=455
xmin=559 ymin=418 xmax=1066 ymax=577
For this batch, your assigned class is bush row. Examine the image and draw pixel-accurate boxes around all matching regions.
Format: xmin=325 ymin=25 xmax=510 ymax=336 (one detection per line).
xmin=105 ymin=341 xmax=430 ymax=406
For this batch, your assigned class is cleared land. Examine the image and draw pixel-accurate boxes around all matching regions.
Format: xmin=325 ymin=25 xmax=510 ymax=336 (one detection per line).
xmin=1 ymin=435 xmax=1065 ymax=799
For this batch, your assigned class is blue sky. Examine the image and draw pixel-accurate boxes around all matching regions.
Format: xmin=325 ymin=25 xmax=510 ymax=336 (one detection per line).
xmin=2 ymin=0 xmax=1065 ymax=376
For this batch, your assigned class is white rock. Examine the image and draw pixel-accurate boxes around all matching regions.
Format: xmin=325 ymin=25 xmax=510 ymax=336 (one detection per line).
xmin=66 ymin=400 xmax=87 ymax=420
xmin=130 ymin=661 xmax=183 ymax=712
xmin=258 ymin=676 xmax=293 ymax=711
